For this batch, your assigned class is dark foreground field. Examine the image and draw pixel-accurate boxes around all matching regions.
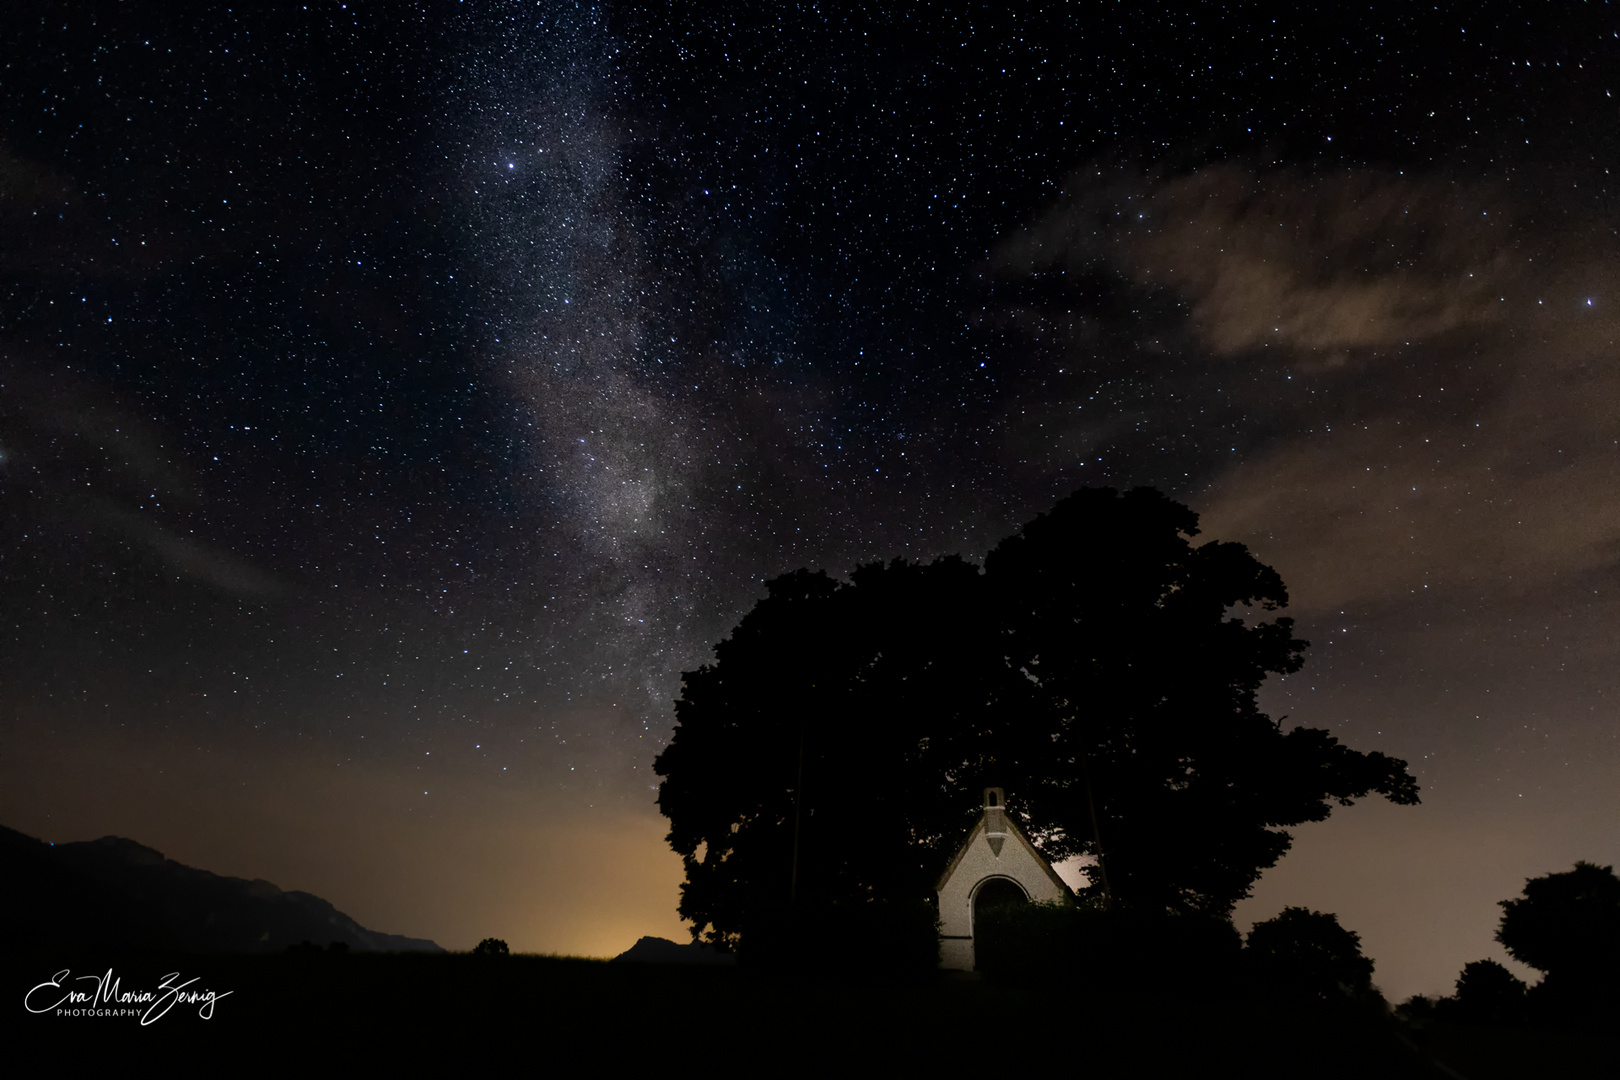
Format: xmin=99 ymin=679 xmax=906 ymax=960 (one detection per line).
xmin=5 ymin=949 xmax=1615 ymax=1077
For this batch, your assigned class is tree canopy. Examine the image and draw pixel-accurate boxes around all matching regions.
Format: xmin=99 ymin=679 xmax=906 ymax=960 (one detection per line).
xmin=1426 ymin=862 xmax=1620 ymax=1025
xmin=1244 ymin=907 xmax=1376 ymax=1003
xmin=654 ymin=487 xmax=1419 ymax=950
xmin=1496 ymin=862 xmax=1620 ymax=990
xmin=1447 ymin=959 xmax=1528 ymax=1025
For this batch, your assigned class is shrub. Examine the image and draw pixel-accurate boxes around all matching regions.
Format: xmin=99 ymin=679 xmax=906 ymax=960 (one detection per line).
xmin=1438 ymin=959 xmax=1527 ymax=1026
xmin=1244 ymin=908 xmax=1374 ymax=1005
xmin=473 ymin=937 xmax=511 ymax=957
xmin=1395 ymin=994 xmax=1438 ymax=1024
xmin=974 ymin=901 xmax=1241 ymax=992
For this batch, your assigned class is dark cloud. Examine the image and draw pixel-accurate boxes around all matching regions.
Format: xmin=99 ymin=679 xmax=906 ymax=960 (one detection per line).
xmin=997 ymin=163 xmax=1620 ymax=614
xmin=94 ymin=504 xmax=283 ymax=598
xmin=999 ymin=164 xmax=1520 ymax=356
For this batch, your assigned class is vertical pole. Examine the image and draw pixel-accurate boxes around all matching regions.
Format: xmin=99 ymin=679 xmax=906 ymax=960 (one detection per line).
xmin=1079 ymin=749 xmax=1113 ymax=907
xmin=790 ymin=727 xmax=805 ymax=903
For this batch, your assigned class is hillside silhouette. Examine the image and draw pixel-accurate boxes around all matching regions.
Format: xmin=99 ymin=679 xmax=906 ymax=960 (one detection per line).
xmin=612 ymin=935 xmax=736 ymax=965
xmin=0 ymin=824 xmax=440 ymax=953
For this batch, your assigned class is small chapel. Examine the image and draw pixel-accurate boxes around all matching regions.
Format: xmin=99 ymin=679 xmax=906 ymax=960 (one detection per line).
xmin=935 ymin=787 xmax=1072 ymax=970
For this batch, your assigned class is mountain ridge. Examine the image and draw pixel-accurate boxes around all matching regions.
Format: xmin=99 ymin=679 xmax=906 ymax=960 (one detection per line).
xmin=0 ymin=824 xmax=442 ymax=953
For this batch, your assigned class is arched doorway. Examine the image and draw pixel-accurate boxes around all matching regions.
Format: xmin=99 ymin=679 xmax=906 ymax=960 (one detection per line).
xmin=972 ymin=876 xmax=1029 ymax=932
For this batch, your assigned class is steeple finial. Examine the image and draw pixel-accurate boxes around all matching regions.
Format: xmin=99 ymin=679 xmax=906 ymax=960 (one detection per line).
xmin=983 ymin=787 xmax=1007 ymax=856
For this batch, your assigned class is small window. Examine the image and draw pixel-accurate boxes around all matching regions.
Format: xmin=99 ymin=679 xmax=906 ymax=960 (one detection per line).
xmin=987 ymin=791 xmax=998 ymax=807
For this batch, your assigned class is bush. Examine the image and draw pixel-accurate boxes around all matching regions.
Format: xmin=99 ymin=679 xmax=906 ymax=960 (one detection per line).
xmin=1436 ymin=959 xmax=1527 ymax=1026
xmin=974 ymin=901 xmax=1241 ymax=992
xmin=1395 ymin=994 xmax=1438 ymax=1025
xmin=473 ymin=937 xmax=510 ymax=957
xmin=1244 ymin=908 xmax=1374 ymax=1005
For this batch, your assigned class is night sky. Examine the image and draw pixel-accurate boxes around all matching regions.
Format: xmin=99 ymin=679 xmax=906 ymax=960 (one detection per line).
xmin=3 ymin=2 xmax=1617 ymax=999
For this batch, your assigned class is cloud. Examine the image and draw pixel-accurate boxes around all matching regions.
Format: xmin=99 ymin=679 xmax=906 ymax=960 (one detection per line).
xmin=91 ymin=504 xmax=283 ymax=598
xmin=1194 ymin=410 xmax=1620 ymax=614
xmin=997 ymin=163 xmax=1529 ymax=357
xmin=996 ymin=163 xmax=1620 ymax=613
xmin=1 ymin=365 xmax=282 ymax=598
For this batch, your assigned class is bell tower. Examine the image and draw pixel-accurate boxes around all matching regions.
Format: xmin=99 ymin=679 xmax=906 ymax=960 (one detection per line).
xmin=983 ymin=787 xmax=1007 ymax=856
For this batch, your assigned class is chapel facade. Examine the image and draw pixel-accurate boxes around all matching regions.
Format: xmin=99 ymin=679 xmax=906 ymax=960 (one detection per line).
xmin=935 ymin=787 xmax=1072 ymax=970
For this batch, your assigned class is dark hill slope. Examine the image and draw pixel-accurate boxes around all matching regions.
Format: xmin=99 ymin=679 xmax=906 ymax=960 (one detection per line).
xmin=0 ymin=825 xmax=440 ymax=953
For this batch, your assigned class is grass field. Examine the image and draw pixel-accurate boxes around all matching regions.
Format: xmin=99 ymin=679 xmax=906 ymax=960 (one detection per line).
xmin=7 ymin=949 xmax=1615 ymax=1077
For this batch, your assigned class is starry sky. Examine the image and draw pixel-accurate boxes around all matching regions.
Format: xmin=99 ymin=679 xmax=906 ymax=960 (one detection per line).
xmin=2 ymin=2 xmax=1617 ymax=998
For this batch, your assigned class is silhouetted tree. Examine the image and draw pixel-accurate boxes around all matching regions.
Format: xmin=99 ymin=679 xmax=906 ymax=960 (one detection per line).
xmin=1245 ymin=907 xmax=1375 ymax=1004
xmin=473 ymin=937 xmax=510 ymax=957
xmin=1395 ymin=994 xmax=1438 ymax=1024
xmin=655 ymin=488 xmax=1420 ymax=950
xmin=984 ymin=489 xmax=1418 ymax=914
xmin=1497 ymin=861 xmax=1620 ymax=1011
xmin=655 ymin=557 xmax=1034 ymax=952
xmin=1442 ymin=959 xmax=1527 ymax=1025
